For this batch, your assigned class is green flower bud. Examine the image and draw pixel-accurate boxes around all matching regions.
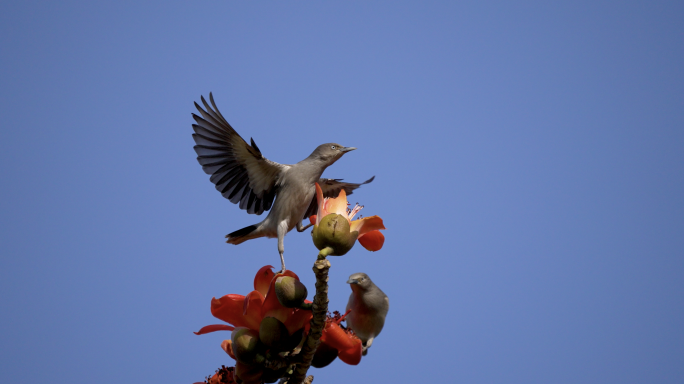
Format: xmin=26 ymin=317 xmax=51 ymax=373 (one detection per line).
xmin=274 ymin=276 xmax=308 ymax=308
xmin=259 ymin=316 xmax=289 ymax=348
xmin=231 ymin=327 xmax=261 ymax=364
xmin=311 ymin=214 xmax=359 ymax=256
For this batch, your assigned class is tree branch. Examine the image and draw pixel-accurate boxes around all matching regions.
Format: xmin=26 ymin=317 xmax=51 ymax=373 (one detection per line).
xmin=289 ymin=253 xmax=331 ymax=384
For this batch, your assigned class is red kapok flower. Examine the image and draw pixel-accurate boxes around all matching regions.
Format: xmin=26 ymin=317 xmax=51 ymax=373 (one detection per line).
xmin=319 ymin=311 xmax=362 ymax=365
xmin=194 ymin=265 xmax=362 ymax=377
xmin=310 ymin=183 xmax=386 ymax=253
xmin=194 ymin=265 xmax=313 ymax=338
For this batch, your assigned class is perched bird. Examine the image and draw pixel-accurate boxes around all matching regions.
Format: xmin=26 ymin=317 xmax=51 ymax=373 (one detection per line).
xmin=345 ymin=273 xmax=389 ymax=356
xmin=191 ymin=93 xmax=374 ymax=271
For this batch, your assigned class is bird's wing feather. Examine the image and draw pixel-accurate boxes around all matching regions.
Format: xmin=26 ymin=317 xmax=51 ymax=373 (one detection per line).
xmin=302 ymin=176 xmax=375 ymax=220
xmin=192 ymin=93 xmax=289 ymax=215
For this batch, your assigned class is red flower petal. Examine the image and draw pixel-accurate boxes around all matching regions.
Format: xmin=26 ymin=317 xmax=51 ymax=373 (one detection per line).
xmin=338 ymin=339 xmax=362 ymax=365
xmin=194 ymin=324 xmax=235 ymax=335
xmin=261 ymin=300 xmax=292 ymax=324
xmin=221 ymin=339 xmax=237 ymax=360
xmin=320 ymin=322 xmax=356 ymax=351
xmin=284 ymin=308 xmax=313 ymax=335
xmin=253 ymin=265 xmax=275 ymax=296
xmin=320 ymin=321 xmax=362 ymax=365
xmin=242 ymin=290 xmax=265 ymax=331
xmin=349 ymin=215 xmax=385 ymax=236
xmin=282 ymin=269 xmax=299 ymax=281
xmin=315 ymin=183 xmax=325 ymax=225
xmin=211 ymin=294 xmax=248 ymax=328
xmin=325 ymin=189 xmax=349 ymax=217
xmin=358 ymin=230 xmax=385 ymax=251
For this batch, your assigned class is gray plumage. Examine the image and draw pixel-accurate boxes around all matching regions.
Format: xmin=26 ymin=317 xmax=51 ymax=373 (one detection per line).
xmin=345 ymin=273 xmax=389 ymax=356
xmin=191 ymin=93 xmax=374 ymax=271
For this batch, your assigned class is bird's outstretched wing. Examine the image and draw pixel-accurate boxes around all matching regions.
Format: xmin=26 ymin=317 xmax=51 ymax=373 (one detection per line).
xmin=192 ymin=93 xmax=289 ymax=215
xmin=302 ymin=176 xmax=375 ymax=220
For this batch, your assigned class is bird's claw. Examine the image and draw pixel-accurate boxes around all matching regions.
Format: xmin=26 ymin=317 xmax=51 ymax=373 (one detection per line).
xmin=362 ymin=344 xmax=369 ymax=356
xmin=296 ymin=222 xmax=313 ymax=233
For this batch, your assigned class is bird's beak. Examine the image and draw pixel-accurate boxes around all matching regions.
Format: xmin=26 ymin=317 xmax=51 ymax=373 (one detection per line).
xmin=340 ymin=147 xmax=357 ymax=153
xmin=347 ymin=278 xmax=359 ymax=284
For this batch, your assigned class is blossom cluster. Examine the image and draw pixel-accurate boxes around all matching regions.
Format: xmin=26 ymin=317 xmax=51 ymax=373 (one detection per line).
xmin=195 ymin=266 xmax=362 ymax=384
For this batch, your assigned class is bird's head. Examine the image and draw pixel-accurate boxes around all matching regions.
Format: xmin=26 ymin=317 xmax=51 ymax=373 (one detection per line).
xmin=347 ymin=272 xmax=372 ymax=291
xmin=310 ymin=143 xmax=356 ymax=165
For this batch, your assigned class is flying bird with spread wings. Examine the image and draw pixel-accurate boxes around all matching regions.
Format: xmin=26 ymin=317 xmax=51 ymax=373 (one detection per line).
xmin=191 ymin=93 xmax=374 ymax=272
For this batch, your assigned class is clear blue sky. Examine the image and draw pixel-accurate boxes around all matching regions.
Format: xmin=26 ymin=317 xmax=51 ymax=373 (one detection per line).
xmin=1 ymin=1 xmax=683 ymax=383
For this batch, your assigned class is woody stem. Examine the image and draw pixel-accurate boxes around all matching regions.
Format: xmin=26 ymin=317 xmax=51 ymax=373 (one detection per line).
xmin=289 ymin=256 xmax=331 ymax=384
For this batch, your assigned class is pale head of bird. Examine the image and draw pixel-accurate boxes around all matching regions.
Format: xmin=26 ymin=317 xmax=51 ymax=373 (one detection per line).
xmin=309 ymin=143 xmax=356 ymax=166
xmin=347 ymin=272 xmax=373 ymax=291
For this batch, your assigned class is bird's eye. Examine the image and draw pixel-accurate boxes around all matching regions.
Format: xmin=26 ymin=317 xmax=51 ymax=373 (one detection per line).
xmin=331 ymin=145 xmax=336 ymax=149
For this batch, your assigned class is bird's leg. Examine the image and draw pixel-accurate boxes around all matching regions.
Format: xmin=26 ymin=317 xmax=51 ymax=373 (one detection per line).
xmin=296 ymin=220 xmax=313 ymax=232
xmin=277 ymin=221 xmax=288 ymax=273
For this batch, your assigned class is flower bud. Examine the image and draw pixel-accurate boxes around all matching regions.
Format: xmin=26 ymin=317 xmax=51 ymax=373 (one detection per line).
xmin=311 ymin=214 xmax=359 ymax=256
xmin=282 ymin=328 xmax=304 ymax=351
xmin=311 ymin=341 xmax=339 ymax=368
xmin=235 ymin=361 xmax=263 ymax=384
xmin=274 ymin=276 xmax=308 ymax=308
xmin=231 ymin=327 xmax=261 ymax=364
xmin=259 ymin=316 xmax=289 ymax=348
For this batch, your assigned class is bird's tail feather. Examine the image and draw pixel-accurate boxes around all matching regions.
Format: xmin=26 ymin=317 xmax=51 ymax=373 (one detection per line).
xmin=226 ymin=224 xmax=259 ymax=244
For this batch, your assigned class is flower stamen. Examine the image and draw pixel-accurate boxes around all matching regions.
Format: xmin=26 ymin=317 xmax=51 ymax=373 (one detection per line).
xmin=348 ymin=204 xmax=363 ymax=221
